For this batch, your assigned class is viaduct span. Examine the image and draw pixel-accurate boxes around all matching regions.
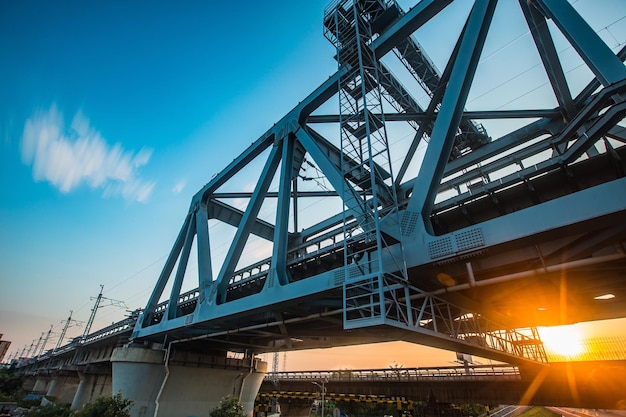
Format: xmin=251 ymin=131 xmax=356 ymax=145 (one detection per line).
xmin=257 ymin=363 xmax=626 ymax=415
xmin=12 ymin=0 xmax=626 ymax=416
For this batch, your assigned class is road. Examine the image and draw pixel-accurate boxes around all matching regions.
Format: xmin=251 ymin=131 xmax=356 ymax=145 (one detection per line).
xmin=488 ymin=406 xmax=626 ymax=417
xmin=547 ymin=407 xmax=626 ymax=417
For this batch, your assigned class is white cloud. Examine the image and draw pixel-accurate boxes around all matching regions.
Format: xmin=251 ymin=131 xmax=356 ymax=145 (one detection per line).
xmin=20 ymin=106 xmax=156 ymax=203
xmin=172 ymin=180 xmax=186 ymax=195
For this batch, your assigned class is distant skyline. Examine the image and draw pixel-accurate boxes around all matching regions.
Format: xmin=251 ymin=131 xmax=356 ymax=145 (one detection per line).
xmin=1 ymin=0 xmax=625 ymax=367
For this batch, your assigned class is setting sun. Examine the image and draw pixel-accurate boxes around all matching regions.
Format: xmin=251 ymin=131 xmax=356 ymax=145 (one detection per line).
xmin=539 ymin=324 xmax=586 ymax=359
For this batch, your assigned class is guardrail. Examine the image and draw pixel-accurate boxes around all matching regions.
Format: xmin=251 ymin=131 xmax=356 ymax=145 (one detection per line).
xmin=265 ymin=364 xmax=521 ymax=382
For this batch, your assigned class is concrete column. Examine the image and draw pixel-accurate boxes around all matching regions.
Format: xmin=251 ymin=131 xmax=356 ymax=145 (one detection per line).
xmin=70 ymin=372 xmax=94 ymax=411
xmin=32 ymin=377 xmax=50 ymax=394
xmin=111 ymin=345 xmax=166 ymax=417
xmin=46 ymin=373 xmax=81 ymax=405
xmin=70 ymin=372 xmax=111 ymax=411
xmin=22 ymin=376 xmax=36 ymax=392
xmin=111 ymin=345 xmax=267 ymax=417
xmin=46 ymin=378 xmax=58 ymax=397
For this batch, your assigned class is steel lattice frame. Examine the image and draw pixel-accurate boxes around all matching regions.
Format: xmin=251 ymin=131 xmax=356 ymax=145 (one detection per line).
xmin=132 ymin=0 xmax=626 ymax=366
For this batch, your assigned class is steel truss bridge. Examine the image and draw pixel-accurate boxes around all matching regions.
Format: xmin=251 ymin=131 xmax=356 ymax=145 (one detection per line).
xmin=130 ymin=0 xmax=626 ymax=367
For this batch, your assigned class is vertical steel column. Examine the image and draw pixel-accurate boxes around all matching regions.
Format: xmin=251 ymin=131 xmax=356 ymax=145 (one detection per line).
xmin=196 ymin=201 xmax=212 ymax=303
xmin=270 ymin=134 xmax=296 ymax=287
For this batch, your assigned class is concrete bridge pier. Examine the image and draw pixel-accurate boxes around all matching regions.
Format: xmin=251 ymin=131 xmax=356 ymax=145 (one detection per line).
xmin=31 ymin=376 xmax=51 ymax=396
xmin=46 ymin=372 xmax=80 ymax=404
xmin=70 ymin=371 xmax=112 ymax=411
xmin=22 ymin=376 xmax=36 ymax=393
xmin=111 ymin=344 xmax=267 ymax=417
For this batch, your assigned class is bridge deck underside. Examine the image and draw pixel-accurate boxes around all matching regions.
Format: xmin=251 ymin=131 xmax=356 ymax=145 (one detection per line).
xmin=139 ymin=166 xmax=626 ymax=359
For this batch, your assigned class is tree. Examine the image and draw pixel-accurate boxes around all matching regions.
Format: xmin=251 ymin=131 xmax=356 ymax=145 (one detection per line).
xmin=0 ymin=366 xmax=25 ymax=402
xmin=210 ymin=396 xmax=246 ymax=417
xmin=73 ymin=392 xmax=133 ymax=417
xmin=26 ymin=402 xmax=72 ymax=417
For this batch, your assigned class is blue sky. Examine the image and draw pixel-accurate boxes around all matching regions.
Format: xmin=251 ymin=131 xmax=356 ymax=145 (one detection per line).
xmin=1 ymin=0 xmax=625 ymax=368
xmin=0 ymin=0 xmax=335 ymax=357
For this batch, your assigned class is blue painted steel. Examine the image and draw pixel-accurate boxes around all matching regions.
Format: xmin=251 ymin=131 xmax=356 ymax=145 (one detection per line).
xmin=167 ymin=211 xmax=196 ymax=320
xmin=370 ymin=0 xmax=452 ymax=58
xmin=406 ymin=0 xmax=497 ymax=225
xmin=196 ymin=202 xmax=212 ymax=301
xmin=533 ymin=0 xmax=626 ymax=86
xmin=141 ymin=212 xmax=192 ymax=327
xmin=211 ymin=144 xmax=283 ymax=304
xmin=519 ymin=0 xmax=576 ymax=119
xmin=130 ymin=0 xmax=626 ymax=366
xmin=271 ymin=136 xmax=295 ymax=287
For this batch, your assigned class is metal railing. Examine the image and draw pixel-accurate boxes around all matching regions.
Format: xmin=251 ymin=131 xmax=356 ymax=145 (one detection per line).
xmin=265 ymin=364 xmax=521 ymax=383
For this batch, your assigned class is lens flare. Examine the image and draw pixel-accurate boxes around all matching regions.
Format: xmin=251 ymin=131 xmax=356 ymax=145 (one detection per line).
xmin=539 ymin=324 xmax=585 ymax=359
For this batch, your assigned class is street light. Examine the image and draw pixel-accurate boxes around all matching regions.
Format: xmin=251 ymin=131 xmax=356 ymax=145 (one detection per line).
xmin=312 ymin=381 xmax=326 ymax=417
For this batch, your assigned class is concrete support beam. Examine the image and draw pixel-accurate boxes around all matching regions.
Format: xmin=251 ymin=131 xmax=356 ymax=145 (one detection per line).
xmin=46 ymin=374 xmax=80 ymax=405
xmin=22 ymin=376 xmax=36 ymax=392
xmin=70 ymin=372 xmax=112 ymax=411
xmin=111 ymin=345 xmax=267 ymax=417
xmin=32 ymin=377 xmax=50 ymax=395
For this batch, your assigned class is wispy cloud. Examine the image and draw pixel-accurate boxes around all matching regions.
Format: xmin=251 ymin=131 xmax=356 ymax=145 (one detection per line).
xmin=172 ymin=180 xmax=186 ymax=195
xmin=20 ymin=106 xmax=156 ymax=203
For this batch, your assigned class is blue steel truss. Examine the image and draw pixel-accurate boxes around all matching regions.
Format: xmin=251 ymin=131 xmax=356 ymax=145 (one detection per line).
xmin=132 ymin=0 xmax=626 ymax=366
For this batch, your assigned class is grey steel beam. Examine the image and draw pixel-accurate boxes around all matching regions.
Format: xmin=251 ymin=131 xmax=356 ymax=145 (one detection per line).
xmin=194 ymin=69 xmax=343 ymax=207
xmin=435 ymin=80 xmax=626 ymax=196
xmin=607 ymin=125 xmax=626 ymax=143
xmin=167 ymin=211 xmax=196 ymax=320
xmin=531 ymin=0 xmax=626 ymax=87
xmin=407 ymin=0 xmax=498 ymax=224
xmin=196 ymin=202 xmax=213 ymax=302
xmin=520 ymin=0 xmax=576 ymax=120
xmin=193 ymin=134 xmax=275 ymax=206
xmin=208 ymin=199 xmax=276 ymax=242
xmin=141 ymin=212 xmax=193 ymax=327
xmin=574 ymin=45 xmax=626 ymax=106
xmin=211 ymin=191 xmax=339 ymax=198
xmin=271 ymin=135 xmax=296 ymax=286
xmin=396 ymin=19 xmax=464 ymax=186
xmin=560 ymin=101 xmax=626 ymax=163
xmin=295 ymin=127 xmax=369 ymax=222
xmin=211 ymin=144 xmax=283 ymax=304
xmin=371 ymin=0 xmax=452 ymax=58
xmin=306 ymin=109 xmax=563 ymax=123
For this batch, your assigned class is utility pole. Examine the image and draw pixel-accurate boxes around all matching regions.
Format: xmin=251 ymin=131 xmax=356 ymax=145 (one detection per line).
xmin=82 ymin=285 xmax=127 ymax=339
xmin=312 ymin=381 xmax=326 ymax=417
xmin=32 ymin=332 xmax=44 ymax=357
xmin=271 ymin=352 xmax=279 ymax=386
xmin=38 ymin=325 xmax=54 ymax=356
xmin=83 ymin=285 xmax=104 ymax=338
xmin=24 ymin=340 xmax=35 ymax=358
xmin=55 ymin=310 xmax=82 ymax=351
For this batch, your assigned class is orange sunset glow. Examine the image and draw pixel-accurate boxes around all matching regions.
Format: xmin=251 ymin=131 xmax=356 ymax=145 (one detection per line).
xmin=539 ymin=324 xmax=585 ymax=360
